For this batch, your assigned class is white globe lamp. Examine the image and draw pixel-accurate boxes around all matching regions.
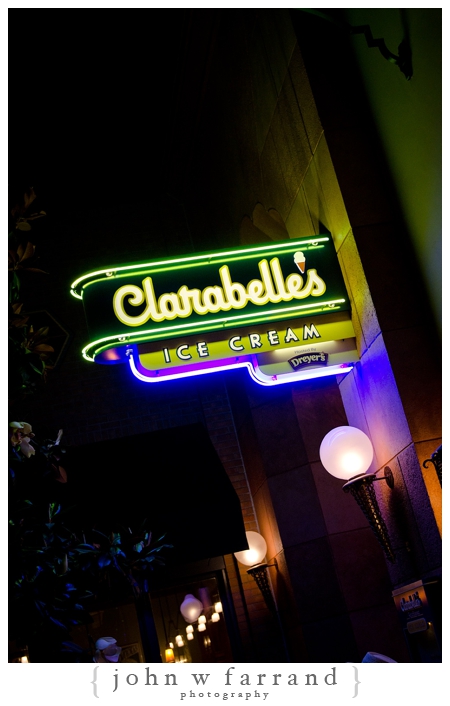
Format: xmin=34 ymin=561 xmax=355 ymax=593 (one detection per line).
xmin=234 ymin=531 xmax=267 ymax=567
xmin=234 ymin=531 xmax=278 ymax=615
xmin=319 ymin=426 xmax=395 ymax=563
xmin=319 ymin=426 xmax=374 ymax=480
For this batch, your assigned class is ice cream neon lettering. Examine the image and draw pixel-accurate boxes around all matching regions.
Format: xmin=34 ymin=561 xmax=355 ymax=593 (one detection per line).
xmin=113 ymin=258 xmax=326 ymax=327
xmin=160 ymin=325 xmax=318 ymax=363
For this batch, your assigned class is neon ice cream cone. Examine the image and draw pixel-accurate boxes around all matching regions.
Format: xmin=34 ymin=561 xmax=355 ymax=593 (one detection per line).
xmin=294 ymin=251 xmax=306 ymax=274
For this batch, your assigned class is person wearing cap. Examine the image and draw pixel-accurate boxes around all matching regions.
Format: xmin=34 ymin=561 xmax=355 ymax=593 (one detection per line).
xmin=94 ymin=636 xmax=122 ymax=663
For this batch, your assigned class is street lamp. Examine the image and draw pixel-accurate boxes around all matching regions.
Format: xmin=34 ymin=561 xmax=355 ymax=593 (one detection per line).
xmin=320 ymin=426 xmax=395 ymax=562
xmin=234 ymin=531 xmax=277 ymax=613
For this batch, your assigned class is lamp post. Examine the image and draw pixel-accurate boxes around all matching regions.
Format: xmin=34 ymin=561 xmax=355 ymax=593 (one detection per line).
xmin=234 ymin=531 xmax=277 ymax=613
xmin=234 ymin=530 xmax=290 ymax=661
xmin=320 ymin=426 xmax=395 ymax=563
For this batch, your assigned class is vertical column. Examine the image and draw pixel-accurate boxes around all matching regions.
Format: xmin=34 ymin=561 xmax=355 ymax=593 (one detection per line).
xmin=197 ymin=375 xmax=287 ymax=661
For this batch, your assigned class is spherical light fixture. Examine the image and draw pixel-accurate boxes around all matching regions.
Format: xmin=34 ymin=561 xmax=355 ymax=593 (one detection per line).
xmin=234 ymin=531 xmax=267 ymax=567
xmin=319 ymin=426 xmax=374 ymax=480
xmin=180 ymin=594 xmax=203 ymax=623
xmin=319 ymin=426 xmax=396 ymax=563
xmin=234 ymin=531 xmax=278 ymax=614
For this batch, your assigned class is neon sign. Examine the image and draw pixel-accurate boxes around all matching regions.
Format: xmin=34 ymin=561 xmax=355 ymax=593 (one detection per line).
xmin=71 ymin=237 xmax=358 ymax=385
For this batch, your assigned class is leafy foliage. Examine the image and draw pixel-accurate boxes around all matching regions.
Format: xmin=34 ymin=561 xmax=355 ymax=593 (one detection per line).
xmin=8 ymin=187 xmax=173 ymax=662
xmin=9 ymin=426 xmax=173 ymax=659
xmin=8 ymin=187 xmax=51 ymax=402
xmin=10 ymin=499 xmax=171 ymax=643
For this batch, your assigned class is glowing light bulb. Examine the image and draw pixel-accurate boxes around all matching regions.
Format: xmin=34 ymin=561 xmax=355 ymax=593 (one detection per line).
xmin=165 ymin=647 xmax=175 ymax=663
xmin=234 ymin=531 xmax=267 ymax=567
xmin=341 ymin=451 xmax=364 ymax=474
xmin=180 ymin=594 xmax=203 ymax=623
xmin=320 ymin=426 xmax=374 ymax=480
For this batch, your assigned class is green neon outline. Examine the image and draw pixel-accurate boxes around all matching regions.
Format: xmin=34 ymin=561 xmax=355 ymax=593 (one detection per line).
xmin=81 ymin=298 xmax=346 ymax=361
xmin=70 ymin=237 xmax=329 ymax=296
xmin=89 ymin=306 xmax=338 ymax=359
xmin=79 ymin=245 xmax=328 ymax=293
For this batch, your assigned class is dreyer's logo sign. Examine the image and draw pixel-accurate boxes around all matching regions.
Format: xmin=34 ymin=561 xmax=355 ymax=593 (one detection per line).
xmin=71 ymin=238 xmax=350 ymax=363
xmin=288 ymin=352 xmax=328 ymax=370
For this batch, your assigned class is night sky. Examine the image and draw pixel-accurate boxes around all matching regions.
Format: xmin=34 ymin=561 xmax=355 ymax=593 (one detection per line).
xmin=9 ymin=10 xmax=194 ymax=214
xmin=8 ymin=9 xmax=249 ymax=562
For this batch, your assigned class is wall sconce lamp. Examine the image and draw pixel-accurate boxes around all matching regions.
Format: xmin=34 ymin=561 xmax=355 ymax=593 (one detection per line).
xmin=320 ymin=426 xmax=395 ymax=563
xmin=423 ymin=445 xmax=442 ymax=487
xmin=234 ymin=531 xmax=278 ymax=613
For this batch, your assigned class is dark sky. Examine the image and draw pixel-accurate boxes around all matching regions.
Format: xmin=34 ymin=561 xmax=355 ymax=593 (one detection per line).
xmin=9 ymin=9 xmax=193 ymax=211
